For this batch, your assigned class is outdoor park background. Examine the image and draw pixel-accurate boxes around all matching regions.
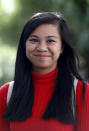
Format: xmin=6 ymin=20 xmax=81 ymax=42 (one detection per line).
xmin=0 ymin=0 xmax=89 ymax=86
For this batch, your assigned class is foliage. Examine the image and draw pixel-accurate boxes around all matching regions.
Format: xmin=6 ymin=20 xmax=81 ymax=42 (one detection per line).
xmin=0 ymin=42 xmax=16 ymax=86
xmin=0 ymin=0 xmax=89 ymax=86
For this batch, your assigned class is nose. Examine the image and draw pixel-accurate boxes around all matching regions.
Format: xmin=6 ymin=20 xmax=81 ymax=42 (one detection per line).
xmin=36 ymin=41 xmax=48 ymax=52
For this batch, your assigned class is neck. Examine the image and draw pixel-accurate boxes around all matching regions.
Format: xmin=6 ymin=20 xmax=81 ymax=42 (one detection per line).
xmin=33 ymin=67 xmax=56 ymax=75
xmin=33 ymin=65 xmax=57 ymax=75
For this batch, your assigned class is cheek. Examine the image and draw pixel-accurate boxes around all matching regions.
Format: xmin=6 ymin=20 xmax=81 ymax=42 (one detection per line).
xmin=26 ymin=45 xmax=36 ymax=55
xmin=49 ymin=45 xmax=62 ymax=59
xmin=55 ymin=44 xmax=63 ymax=57
xmin=26 ymin=47 xmax=32 ymax=60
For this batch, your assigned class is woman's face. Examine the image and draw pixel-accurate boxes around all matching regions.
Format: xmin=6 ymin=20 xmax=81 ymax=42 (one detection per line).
xmin=26 ymin=24 xmax=63 ymax=74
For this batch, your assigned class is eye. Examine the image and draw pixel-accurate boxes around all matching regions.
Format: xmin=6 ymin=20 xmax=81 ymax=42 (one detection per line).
xmin=29 ymin=39 xmax=39 ymax=43
xmin=47 ymin=39 xmax=55 ymax=43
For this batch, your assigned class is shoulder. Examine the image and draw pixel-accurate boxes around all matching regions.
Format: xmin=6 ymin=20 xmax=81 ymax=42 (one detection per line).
xmin=0 ymin=82 xmax=10 ymax=114
xmin=76 ymin=81 xmax=89 ymax=130
xmin=0 ymin=82 xmax=10 ymax=92
xmin=76 ymin=80 xmax=89 ymax=112
xmin=76 ymin=80 xmax=89 ymax=96
xmin=0 ymin=83 xmax=11 ymax=131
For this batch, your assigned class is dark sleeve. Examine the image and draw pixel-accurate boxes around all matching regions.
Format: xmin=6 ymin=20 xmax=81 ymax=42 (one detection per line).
xmin=76 ymin=80 xmax=89 ymax=131
xmin=0 ymin=83 xmax=10 ymax=131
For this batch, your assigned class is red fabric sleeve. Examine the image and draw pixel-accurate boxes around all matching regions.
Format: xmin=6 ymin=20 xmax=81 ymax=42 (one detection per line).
xmin=76 ymin=80 xmax=89 ymax=131
xmin=0 ymin=82 xmax=10 ymax=131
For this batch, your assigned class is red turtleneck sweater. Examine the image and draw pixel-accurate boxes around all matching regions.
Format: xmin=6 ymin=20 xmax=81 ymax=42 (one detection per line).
xmin=0 ymin=69 xmax=89 ymax=131
xmin=32 ymin=68 xmax=58 ymax=118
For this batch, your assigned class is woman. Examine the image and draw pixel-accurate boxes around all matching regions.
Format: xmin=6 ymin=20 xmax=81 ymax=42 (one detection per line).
xmin=0 ymin=12 xmax=89 ymax=131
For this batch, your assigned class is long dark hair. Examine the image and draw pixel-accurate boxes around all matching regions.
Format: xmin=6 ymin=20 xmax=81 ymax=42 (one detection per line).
xmin=3 ymin=12 xmax=85 ymax=124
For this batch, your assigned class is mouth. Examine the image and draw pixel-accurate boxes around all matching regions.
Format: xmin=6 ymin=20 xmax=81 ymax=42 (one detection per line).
xmin=34 ymin=54 xmax=50 ymax=59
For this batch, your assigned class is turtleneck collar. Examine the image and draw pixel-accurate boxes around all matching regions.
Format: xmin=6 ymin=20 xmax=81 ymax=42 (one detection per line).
xmin=32 ymin=68 xmax=58 ymax=84
xmin=32 ymin=68 xmax=58 ymax=118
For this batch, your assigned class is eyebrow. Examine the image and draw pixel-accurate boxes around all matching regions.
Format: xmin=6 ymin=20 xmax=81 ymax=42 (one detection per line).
xmin=29 ymin=35 xmax=59 ymax=39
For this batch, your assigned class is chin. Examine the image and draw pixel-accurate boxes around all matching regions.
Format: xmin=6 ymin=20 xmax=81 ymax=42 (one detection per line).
xmin=35 ymin=64 xmax=51 ymax=69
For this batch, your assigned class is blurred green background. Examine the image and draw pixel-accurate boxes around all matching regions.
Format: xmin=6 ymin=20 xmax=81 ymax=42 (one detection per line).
xmin=0 ymin=0 xmax=89 ymax=86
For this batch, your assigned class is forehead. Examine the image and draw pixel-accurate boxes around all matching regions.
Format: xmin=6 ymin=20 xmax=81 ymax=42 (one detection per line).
xmin=30 ymin=24 xmax=60 ymax=36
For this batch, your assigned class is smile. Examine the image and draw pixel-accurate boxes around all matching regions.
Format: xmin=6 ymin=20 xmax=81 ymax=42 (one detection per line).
xmin=34 ymin=55 xmax=50 ymax=59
